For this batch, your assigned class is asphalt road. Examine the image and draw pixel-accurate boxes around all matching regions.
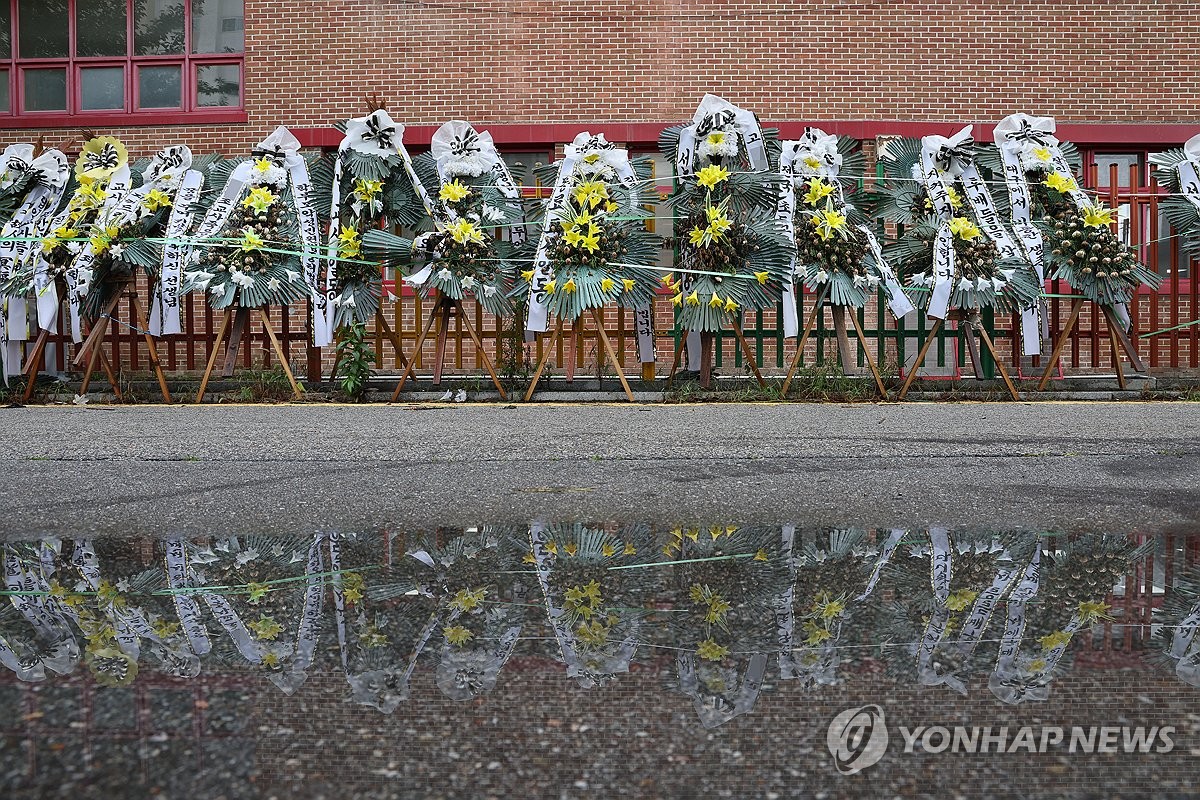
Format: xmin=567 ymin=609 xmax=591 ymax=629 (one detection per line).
xmin=1 ymin=402 xmax=1197 ymax=538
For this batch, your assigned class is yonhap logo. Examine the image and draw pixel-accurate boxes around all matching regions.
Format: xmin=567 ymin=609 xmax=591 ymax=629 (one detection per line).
xmin=827 ymin=704 xmax=889 ymax=775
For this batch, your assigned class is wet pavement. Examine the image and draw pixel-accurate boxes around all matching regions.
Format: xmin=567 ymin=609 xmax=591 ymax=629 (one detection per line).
xmin=1 ymin=402 xmax=1198 ymax=536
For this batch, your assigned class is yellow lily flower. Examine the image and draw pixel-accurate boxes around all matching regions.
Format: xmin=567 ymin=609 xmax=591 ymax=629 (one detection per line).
xmin=802 ymin=178 xmax=834 ymax=206
xmin=1044 ymin=172 xmax=1078 ymax=193
xmin=1082 ymin=205 xmax=1115 ymax=228
xmin=1039 ymin=630 xmax=1072 ymax=651
xmin=705 ymin=205 xmax=732 ymax=236
xmin=723 ymin=297 xmax=739 ymax=313
xmin=1077 ymin=600 xmax=1111 ymax=622
xmin=545 ymin=279 xmax=556 ymax=294
xmin=708 ymin=291 xmax=723 ymax=308
xmin=686 ymin=290 xmax=700 ymax=307
xmin=449 ymin=588 xmax=487 ymax=613
xmin=753 ymin=549 xmax=768 ymax=562
xmin=337 ymin=226 xmax=361 ymax=258
xmin=242 ymin=187 xmax=278 ymax=214
xmin=622 ymin=278 xmax=635 ymax=292
xmin=754 ymin=271 xmax=769 ymax=285
xmin=580 ymin=234 xmax=600 ymax=253
xmin=353 ymin=178 xmax=383 ymax=200
xmin=605 ymin=200 xmax=619 ymax=214
xmin=813 ymin=208 xmax=848 ymax=241
xmin=948 ymin=216 xmax=983 ymax=241
xmin=447 ymin=218 xmax=485 ymax=246
xmin=600 ymin=277 xmax=615 ymax=293
xmin=240 ymin=228 xmax=265 ymax=252
xmin=696 ymin=164 xmax=730 ymax=190
xmin=564 ymin=228 xmax=583 ymax=248
xmin=439 ymin=179 xmax=470 ymax=203
xmin=696 ymin=639 xmax=730 ymax=662
xmin=688 ymin=226 xmax=707 ymax=246
xmin=142 ymin=188 xmax=173 ymax=212
xmin=623 ymin=541 xmax=636 ymax=555
xmin=89 ymin=225 xmax=121 ymax=255
xmin=562 ymin=278 xmax=577 ymax=294
xmin=671 ymin=293 xmax=683 ymax=307
xmin=444 ymin=625 xmax=473 ymax=646
xmin=248 ymin=615 xmax=284 ymax=641
xmin=521 ymin=269 xmax=535 ymax=281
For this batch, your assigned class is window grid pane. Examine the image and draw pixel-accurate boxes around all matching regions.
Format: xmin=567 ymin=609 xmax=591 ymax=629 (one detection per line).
xmin=1 ymin=0 xmax=245 ymax=117
xmin=80 ymin=66 xmax=125 ymax=110
xmin=23 ymin=68 xmax=67 ymax=112
xmin=138 ymin=63 xmax=182 ymax=109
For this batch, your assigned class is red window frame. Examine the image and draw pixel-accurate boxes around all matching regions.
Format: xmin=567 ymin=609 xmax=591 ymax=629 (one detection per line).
xmin=0 ymin=0 xmax=246 ymax=127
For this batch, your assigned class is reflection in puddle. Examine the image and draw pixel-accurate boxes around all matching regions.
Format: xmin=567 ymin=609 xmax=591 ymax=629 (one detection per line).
xmin=2 ymin=527 xmax=1199 ymax=795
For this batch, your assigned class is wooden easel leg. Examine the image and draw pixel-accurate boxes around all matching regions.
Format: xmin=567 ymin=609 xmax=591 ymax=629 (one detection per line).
xmin=667 ymin=333 xmax=685 ymax=387
xmin=97 ymin=347 xmax=123 ymax=401
xmin=221 ymin=307 xmax=251 ymax=378
xmin=20 ymin=328 xmax=50 ymax=403
xmin=258 ymin=310 xmax=302 ymax=399
xmin=898 ymin=318 xmax=944 ymax=401
xmin=781 ymin=284 xmax=828 ymax=397
xmin=699 ymin=333 xmax=714 ymax=390
xmin=71 ymin=291 xmax=124 ymax=367
xmin=974 ymin=321 xmax=1020 ymax=401
xmin=431 ymin=299 xmax=451 ymax=387
xmin=1101 ymin=305 xmax=1146 ymax=373
xmin=196 ymin=308 xmax=232 ymax=403
xmin=1036 ymin=297 xmax=1085 ymax=391
xmin=847 ymin=306 xmax=889 ymax=400
xmin=590 ymin=308 xmax=635 ymax=402
xmin=523 ymin=322 xmax=561 ymax=402
xmin=961 ymin=318 xmax=986 ymax=380
xmin=731 ymin=321 xmax=766 ymax=390
xmin=390 ymin=302 xmax=441 ymax=402
xmin=455 ymin=300 xmax=508 ymax=400
xmin=79 ymin=341 xmax=100 ymax=395
xmin=565 ymin=320 xmax=578 ymax=383
xmin=832 ymin=306 xmax=857 ymax=375
xmin=1103 ymin=313 xmax=1127 ymax=390
xmin=375 ymin=308 xmax=410 ymax=369
xmin=130 ymin=293 xmax=172 ymax=404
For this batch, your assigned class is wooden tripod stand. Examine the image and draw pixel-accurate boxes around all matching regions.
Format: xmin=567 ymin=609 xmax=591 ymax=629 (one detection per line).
xmin=524 ymin=308 xmax=635 ymax=402
xmin=196 ymin=306 xmax=303 ymax=402
xmin=63 ymin=279 xmax=172 ymax=403
xmin=897 ymin=309 xmax=1020 ymax=401
xmin=779 ymin=284 xmax=889 ymax=399
xmin=390 ymin=294 xmax=507 ymax=401
xmin=1035 ymin=297 xmax=1144 ymax=391
xmin=665 ymin=317 xmax=766 ymax=391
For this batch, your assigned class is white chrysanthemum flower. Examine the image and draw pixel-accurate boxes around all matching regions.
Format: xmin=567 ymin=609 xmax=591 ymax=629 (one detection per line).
xmin=699 ymin=126 xmax=740 ymax=161
xmin=443 ymin=154 xmax=488 ymax=178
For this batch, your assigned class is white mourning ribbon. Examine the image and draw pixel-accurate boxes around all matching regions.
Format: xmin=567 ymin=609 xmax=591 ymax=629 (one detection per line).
xmin=321 ymin=111 xmax=407 ymax=344
xmin=920 ymin=126 xmax=1021 ymax=320
xmin=163 ymin=539 xmax=213 ymax=655
xmin=68 ymin=539 xmax=197 ymax=678
xmin=774 ymin=525 xmax=798 ymax=676
xmin=0 ymin=147 xmax=69 ymax=379
xmin=149 ymin=146 xmax=204 ymax=336
xmin=857 ymin=529 xmax=907 ymax=601
xmin=986 ymin=547 xmax=1042 ymax=704
xmin=922 ymin=546 xmax=1026 ymax=695
xmin=268 ymin=534 xmax=327 ymax=694
xmin=265 ymin=128 xmax=324 ymax=340
xmin=915 ymin=528 xmax=953 ymax=681
xmin=775 ymin=145 xmax=801 ymax=337
xmin=678 ymin=650 xmax=768 ymax=729
xmin=169 ymin=539 xmax=264 ymax=665
xmin=525 ymin=133 xmax=639 ymax=333
xmin=3 ymin=543 xmax=78 ymax=676
xmin=675 ymin=95 xmax=769 ymax=360
xmin=1169 ymin=595 xmax=1200 ymax=687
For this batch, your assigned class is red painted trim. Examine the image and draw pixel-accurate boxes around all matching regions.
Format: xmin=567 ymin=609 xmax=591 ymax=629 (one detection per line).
xmin=295 ymin=121 xmax=1200 ymax=150
xmin=0 ymin=109 xmax=247 ymax=128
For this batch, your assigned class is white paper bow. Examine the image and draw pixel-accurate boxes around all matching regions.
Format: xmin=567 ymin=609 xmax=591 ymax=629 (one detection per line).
xmin=431 ymin=120 xmax=500 ymax=180
xmin=142 ymin=145 xmax=193 ymax=191
xmin=923 ymin=125 xmax=975 ymax=178
xmin=343 ymin=111 xmax=403 ymax=159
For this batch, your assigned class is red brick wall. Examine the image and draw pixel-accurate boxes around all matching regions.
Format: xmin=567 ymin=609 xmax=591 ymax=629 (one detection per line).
xmin=5 ymin=2 xmax=1200 ymax=157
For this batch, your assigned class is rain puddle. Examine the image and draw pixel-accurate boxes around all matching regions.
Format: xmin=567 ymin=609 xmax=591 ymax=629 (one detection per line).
xmin=2 ymin=528 xmax=1198 ymax=798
